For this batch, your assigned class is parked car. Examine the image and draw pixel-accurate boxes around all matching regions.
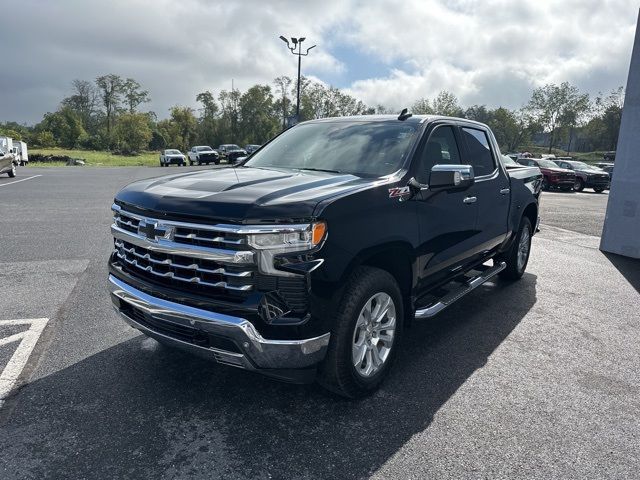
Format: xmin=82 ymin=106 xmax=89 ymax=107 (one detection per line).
xmin=553 ymin=159 xmax=610 ymax=192
xmin=501 ymin=154 xmax=520 ymax=167
xmin=244 ymin=144 xmax=261 ymax=155
xmin=159 ymin=149 xmax=186 ymax=167
xmin=13 ymin=141 xmax=28 ymax=166
xmin=603 ymin=151 xmax=616 ymax=162
xmin=0 ymin=151 xmax=17 ymax=178
xmin=595 ymin=162 xmax=615 ymax=178
xmin=218 ymin=144 xmax=247 ymax=163
xmin=517 ymin=158 xmax=575 ymax=191
xmin=188 ymin=146 xmax=220 ymax=165
xmin=109 ymin=115 xmax=542 ymax=398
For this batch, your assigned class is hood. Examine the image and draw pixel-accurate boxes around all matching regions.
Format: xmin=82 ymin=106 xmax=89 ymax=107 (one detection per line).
xmin=115 ymin=166 xmax=376 ymax=222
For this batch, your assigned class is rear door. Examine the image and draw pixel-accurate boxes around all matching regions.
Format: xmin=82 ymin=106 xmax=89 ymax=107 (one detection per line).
xmin=459 ymin=125 xmax=510 ymax=253
xmin=413 ymin=123 xmax=480 ymax=290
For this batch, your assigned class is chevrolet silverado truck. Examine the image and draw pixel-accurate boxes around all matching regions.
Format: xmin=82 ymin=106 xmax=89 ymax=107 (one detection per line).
xmin=188 ymin=146 xmax=220 ymax=166
xmin=108 ymin=114 xmax=542 ymax=398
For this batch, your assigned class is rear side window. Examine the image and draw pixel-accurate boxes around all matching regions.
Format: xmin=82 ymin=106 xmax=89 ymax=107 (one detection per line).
xmin=462 ymin=127 xmax=495 ymax=177
xmin=416 ymin=126 xmax=461 ymax=183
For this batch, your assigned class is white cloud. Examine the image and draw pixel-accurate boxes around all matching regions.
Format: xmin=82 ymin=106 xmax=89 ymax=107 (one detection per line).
xmin=0 ymin=0 xmax=637 ymax=123
xmin=344 ymin=0 xmax=638 ymax=109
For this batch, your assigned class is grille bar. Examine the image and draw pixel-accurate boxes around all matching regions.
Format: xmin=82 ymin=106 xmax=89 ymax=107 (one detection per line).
xmin=114 ymin=238 xmax=254 ymax=293
xmin=115 ymin=240 xmax=251 ymax=277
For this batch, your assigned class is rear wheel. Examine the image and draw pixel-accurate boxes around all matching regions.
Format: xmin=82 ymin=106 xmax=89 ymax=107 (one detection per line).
xmin=497 ymin=216 xmax=532 ymax=280
xmin=574 ymin=178 xmax=584 ymax=192
xmin=318 ymin=266 xmax=403 ymax=398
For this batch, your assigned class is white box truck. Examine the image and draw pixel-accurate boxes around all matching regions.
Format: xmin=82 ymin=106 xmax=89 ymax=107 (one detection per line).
xmin=14 ymin=141 xmax=28 ymax=165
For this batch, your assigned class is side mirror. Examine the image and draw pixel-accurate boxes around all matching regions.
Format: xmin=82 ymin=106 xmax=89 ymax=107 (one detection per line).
xmin=429 ymin=164 xmax=474 ymax=190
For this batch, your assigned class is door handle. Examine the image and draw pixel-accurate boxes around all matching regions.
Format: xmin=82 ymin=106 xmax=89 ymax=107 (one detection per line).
xmin=463 ymin=196 xmax=477 ymax=204
xmin=500 ymin=188 xmax=510 ymax=195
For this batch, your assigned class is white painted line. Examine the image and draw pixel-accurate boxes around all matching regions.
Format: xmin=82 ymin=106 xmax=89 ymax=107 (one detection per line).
xmin=0 ymin=174 xmax=42 ymax=188
xmin=0 ymin=318 xmax=49 ymax=408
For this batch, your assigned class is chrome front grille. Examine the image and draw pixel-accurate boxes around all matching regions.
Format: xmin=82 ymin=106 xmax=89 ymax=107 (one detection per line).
xmin=111 ymin=204 xmax=258 ymax=295
xmin=115 ymin=239 xmax=254 ymax=292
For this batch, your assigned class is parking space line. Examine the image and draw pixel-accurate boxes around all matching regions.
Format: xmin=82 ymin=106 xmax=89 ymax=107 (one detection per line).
xmin=0 ymin=318 xmax=49 ymax=408
xmin=0 ymin=175 xmax=42 ymax=188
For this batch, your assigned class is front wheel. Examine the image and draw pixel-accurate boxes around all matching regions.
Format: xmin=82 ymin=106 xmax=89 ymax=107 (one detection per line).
xmin=8 ymin=164 xmax=16 ymax=177
xmin=318 ymin=266 xmax=403 ymax=398
xmin=574 ymin=178 xmax=584 ymax=192
xmin=497 ymin=216 xmax=532 ymax=280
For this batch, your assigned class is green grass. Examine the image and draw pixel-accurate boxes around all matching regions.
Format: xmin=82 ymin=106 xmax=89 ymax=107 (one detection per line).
xmin=28 ymin=148 xmax=160 ymax=167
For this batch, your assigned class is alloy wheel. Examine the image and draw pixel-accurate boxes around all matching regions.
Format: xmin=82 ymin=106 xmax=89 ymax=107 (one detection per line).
xmin=351 ymin=292 xmax=396 ymax=378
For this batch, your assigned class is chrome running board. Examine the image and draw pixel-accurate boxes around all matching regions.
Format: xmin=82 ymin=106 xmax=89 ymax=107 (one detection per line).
xmin=414 ymin=262 xmax=506 ymax=319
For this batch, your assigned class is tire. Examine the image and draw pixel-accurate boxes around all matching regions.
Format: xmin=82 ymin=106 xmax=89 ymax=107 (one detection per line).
xmin=594 ymin=187 xmax=605 ymax=193
xmin=497 ymin=217 xmax=532 ymax=280
xmin=318 ymin=266 xmax=403 ymax=398
xmin=189 ymin=161 xmax=194 ymax=166
xmin=8 ymin=164 xmax=16 ymax=178
xmin=541 ymin=179 xmax=549 ymax=191
xmin=573 ymin=178 xmax=584 ymax=192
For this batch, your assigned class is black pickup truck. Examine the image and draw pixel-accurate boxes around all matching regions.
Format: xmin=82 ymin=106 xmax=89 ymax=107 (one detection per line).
xmin=108 ymin=115 xmax=542 ymax=398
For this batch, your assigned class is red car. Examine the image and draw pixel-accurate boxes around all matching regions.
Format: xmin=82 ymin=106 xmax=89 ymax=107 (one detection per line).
xmin=518 ymin=158 xmax=575 ymax=191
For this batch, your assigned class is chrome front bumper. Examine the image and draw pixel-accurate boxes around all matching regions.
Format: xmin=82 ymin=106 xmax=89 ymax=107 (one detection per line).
xmin=109 ymin=275 xmax=330 ymax=374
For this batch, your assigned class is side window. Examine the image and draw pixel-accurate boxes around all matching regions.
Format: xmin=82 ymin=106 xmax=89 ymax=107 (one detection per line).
xmin=416 ymin=126 xmax=461 ymax=183
xmin=527 ymin=160 xmax=536 ymax=167
xmin=461 ymin=127 xmax=495 ymax=177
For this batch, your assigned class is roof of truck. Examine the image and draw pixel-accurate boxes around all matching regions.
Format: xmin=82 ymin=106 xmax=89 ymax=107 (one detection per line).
xmin=304 ymin=114 xmax=489 ymax=129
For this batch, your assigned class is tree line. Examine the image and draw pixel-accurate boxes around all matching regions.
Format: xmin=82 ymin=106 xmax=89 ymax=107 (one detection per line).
xmin=0 ymin=74 xmax=624 ymax=155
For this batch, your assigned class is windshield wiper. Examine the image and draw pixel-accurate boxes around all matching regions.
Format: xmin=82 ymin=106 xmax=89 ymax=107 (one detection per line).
xmin=298 ymin=167 xmax=342 ymax=174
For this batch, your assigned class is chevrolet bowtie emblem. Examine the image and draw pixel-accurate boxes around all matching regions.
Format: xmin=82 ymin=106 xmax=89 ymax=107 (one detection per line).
xmin=138 ymin=219 xmax=174 ymax=242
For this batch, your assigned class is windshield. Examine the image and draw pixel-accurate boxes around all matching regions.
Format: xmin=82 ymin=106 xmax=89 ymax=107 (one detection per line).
xmin=538 ymin=159 xmax=560 ymax=168
xmin=223 ymin=144 xmax=240 ymax=150
xmin=569 ymin=161 xmax=592 ymax=170
xmin=244 ymin=121 xmax=419 ymax=177
xmin=196 ymin=146 xmax=213 ymax=152
xmin=165 ymin=149 xmax=180 ymax=154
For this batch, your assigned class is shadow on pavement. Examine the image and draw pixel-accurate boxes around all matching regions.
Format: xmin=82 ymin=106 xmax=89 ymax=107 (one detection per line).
xmin=604 ymin=252 xmax=640 ymax=294
xmin=0 ymin=274 xmax=537 ymax=479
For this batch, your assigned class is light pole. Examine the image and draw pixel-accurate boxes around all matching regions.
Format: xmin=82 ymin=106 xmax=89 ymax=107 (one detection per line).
xmin=279 ymin=35 xmax=316 ymax=122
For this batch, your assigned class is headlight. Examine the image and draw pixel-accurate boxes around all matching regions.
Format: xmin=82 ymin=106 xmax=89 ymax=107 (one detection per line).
xmin=248 ymin=222 xmax=327 ymax=276
xmin=248 ymin=222 xmax=326 ymax=250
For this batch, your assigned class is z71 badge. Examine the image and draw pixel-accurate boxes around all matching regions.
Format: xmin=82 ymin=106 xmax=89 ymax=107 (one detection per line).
xmin=388 ymin=186 xmax=410 ymax=199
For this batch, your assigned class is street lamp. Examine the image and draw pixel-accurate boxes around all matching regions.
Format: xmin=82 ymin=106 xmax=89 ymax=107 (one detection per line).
xmin=279 ymin=35 xmax=316 ymax=122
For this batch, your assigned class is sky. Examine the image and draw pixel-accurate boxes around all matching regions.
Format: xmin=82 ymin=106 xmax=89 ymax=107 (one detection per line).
xmin=1 ymin=0 xmax=638 ymax=124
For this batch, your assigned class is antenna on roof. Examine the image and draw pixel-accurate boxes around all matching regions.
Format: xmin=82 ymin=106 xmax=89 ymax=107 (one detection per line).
xmin=398 ymin=108 xmax=412 ymax=121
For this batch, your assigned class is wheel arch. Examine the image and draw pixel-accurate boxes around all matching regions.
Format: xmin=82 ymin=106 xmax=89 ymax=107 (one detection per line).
xmin=340 ymin=242 xmax=416 ymax=325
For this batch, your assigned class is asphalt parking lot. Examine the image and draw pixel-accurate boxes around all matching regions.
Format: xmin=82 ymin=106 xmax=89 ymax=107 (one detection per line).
xmin=0 ymin=166 xmax=638 ymax=479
